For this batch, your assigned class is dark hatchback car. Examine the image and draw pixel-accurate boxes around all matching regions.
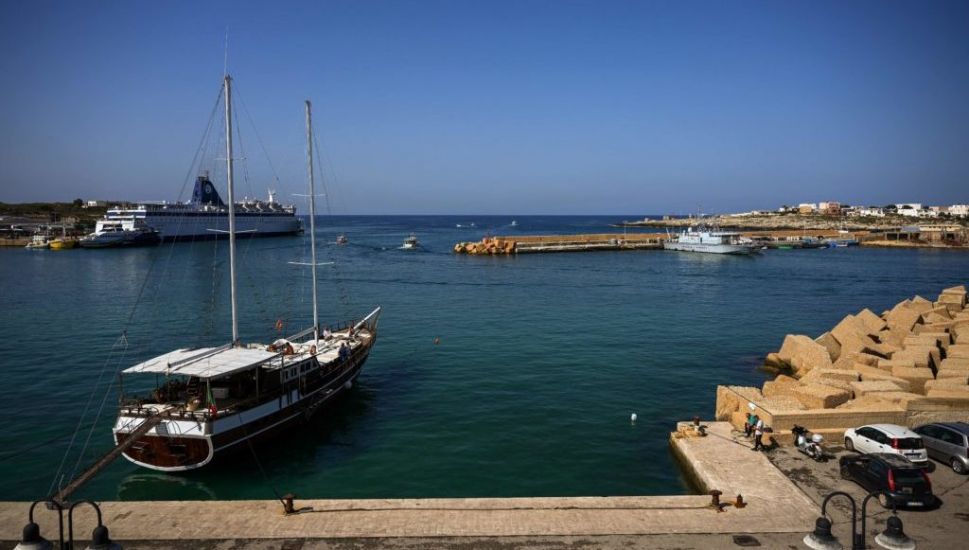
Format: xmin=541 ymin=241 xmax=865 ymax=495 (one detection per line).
xmin=913 ymin=422 xmax=969 ymax=474
xmin=840 ymin=453 xmax=936 ymax=508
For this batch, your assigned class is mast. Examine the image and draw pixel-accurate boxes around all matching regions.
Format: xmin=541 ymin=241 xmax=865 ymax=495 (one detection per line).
xmin=225 ymin=75 xmax=239 ymax=344
xmin=305 ymin=100 xmax=319 ymax=346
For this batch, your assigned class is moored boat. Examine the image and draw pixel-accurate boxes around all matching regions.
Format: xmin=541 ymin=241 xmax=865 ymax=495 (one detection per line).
xmin=79 ymin=218 xmax=161 ymax=248
xmin=663 ymin=227 xmax=759 ymax=255
xmin=112 ymin=81 xmax=381 ymax=472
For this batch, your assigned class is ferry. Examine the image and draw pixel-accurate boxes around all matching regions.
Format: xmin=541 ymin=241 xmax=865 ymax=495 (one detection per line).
xmin=94 ymin=174 xmax=302 ymax=242
xmin=663 ymin=227 xmax=759 ymax=255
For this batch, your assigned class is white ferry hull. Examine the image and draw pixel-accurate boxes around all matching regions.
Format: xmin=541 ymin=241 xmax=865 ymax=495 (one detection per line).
xmin=133 ymin=213 xmax=301 ymax=241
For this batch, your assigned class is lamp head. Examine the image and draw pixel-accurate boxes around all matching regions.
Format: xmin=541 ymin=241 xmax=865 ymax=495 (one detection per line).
xmin=874 ymin=515 xmax=915 ymax=550
xmin=803 ymin=516 xmax=842 ymax=550
xmin=85 ymin=524 xmax=122 ymax=550
xmin=14 ymin=521 xmax=52 ymax=550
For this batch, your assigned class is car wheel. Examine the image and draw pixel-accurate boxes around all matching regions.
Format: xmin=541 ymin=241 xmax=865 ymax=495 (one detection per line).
xmin=878 ymin=493 xmax=892 ymax=509
xmin=840 ymin=466 xmax=851 ymax=480
xmin=953 ymin=458 xmax=968 ymax=475
xmin=844 ymin=437 xmax=854 ymax=452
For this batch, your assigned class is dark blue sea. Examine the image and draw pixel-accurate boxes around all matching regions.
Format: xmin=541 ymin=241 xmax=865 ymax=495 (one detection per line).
xmin=1 ymin=215 xmax=967 ymax=501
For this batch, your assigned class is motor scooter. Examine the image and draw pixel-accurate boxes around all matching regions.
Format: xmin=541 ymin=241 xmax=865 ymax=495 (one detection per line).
xmin=791 ymin=425 xmax=826 ymax=461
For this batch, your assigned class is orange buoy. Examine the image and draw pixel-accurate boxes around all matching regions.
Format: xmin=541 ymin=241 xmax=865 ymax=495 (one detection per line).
xmin=434 ymin=337 xmax=440 ymax=345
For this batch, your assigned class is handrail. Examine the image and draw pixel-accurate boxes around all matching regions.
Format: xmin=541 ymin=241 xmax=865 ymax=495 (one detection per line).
xmin=722 ymin=385 xmax=776 ymax=416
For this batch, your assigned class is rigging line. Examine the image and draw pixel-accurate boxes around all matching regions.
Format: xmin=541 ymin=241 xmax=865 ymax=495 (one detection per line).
xmin=234 ymin=85 xmax=283 ymax=188
xmin=312 ymin=124 xmax=352 ymax=309
xmin=236 ymin=408 xmax=286 ymax=506
xmin=66 ymin=338 xmax=129 ymax=485
xmin=47 ymin=334 xmax=127 ymax=497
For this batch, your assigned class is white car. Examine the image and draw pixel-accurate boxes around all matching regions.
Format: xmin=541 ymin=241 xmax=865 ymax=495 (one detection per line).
xmin=844 ymin=424 xmax=929 ymax=466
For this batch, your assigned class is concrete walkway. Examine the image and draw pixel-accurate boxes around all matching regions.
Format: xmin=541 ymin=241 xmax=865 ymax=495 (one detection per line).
xmin=1 ymin=422 xmax=817 ymax=543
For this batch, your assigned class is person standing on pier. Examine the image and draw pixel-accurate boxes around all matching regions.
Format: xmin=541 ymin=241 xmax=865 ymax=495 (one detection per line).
xmin=752 ymin=417 xmax=765 ymax=451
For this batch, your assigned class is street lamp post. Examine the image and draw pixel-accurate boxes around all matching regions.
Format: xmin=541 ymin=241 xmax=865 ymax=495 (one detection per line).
xmin=803 ymin=490 xmax=916 ymax=550
xmin=14 ymin=499 xmax=121 ymax=550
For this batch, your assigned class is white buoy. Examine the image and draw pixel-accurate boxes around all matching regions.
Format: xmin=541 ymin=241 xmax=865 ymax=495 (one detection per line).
xmin=630 ymin=413 xmax=638 ymax=423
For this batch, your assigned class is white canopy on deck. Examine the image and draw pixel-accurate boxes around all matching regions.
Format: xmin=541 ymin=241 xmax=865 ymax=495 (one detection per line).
xmin=122 ymin=345 xmax=279 ymax=379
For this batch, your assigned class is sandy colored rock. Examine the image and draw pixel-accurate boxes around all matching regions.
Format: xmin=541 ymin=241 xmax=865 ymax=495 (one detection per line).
xmin=890 ymin=366 xmax=935 ymax=394
xmin=850 ymin=380 xmax=906 ymax=397
xmin=935 ymin=370 xmax=969 ymax=382
xmin=792 ymin=383 xmax=852 ymax=409
xmin=948 ymin=344 xmax=969 ymax=359
xmin=885 ymin=303 xmax=923 ymax=333
xmin=865 ymin=391 xmax=928 ymax=408
xmin=892 ymin=347 xmax=938 ymax=370
xmin=815 ymin=332 xmax=841 ymax=362
xmin=910 ymin=295 xmax=935 ymax=312
xmin=926 ymin=388 xmax=969 ymax=400
xmin=856 ymin=308 xmax=887 ymax=334
xmin=762 ymin=374 xmax=799 ymax=399
xmin=777 ymin=334 xmax=832 ymax=376
xmin=939 ymin=357 xmax=969 ymax=370
xmin=853 ymin=365 xmax=913 ymax=392
xmin=877 ymin=358 xmax=916 ymax=372
xmin=924 ymin=311 xmax=952 ymax=324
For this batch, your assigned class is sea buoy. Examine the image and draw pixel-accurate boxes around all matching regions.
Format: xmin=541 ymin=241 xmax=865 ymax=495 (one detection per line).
xmin=630 ymin=413 xmax=638 ymax=423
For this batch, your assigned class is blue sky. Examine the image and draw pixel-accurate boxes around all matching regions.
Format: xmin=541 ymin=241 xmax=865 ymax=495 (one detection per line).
xmin=1 ymin=0 xmax=967 ymax=214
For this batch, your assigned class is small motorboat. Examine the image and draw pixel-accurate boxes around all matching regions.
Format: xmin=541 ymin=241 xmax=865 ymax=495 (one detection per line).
xmin=402 ymin=234 xmax=419 ymax=249
xmin=24 ymin=235 xmax=50 ymax=249
xmin=336 ymin=234 xmax=348 ymax=245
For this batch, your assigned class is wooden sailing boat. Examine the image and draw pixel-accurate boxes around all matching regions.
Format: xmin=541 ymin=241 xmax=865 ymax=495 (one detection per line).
xmin=112 ymin=79 xmax=381 ymax=471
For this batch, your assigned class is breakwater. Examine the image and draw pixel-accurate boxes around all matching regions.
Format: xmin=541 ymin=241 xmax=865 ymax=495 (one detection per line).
xmin=716 ymin=284 xmax=969 ymax=441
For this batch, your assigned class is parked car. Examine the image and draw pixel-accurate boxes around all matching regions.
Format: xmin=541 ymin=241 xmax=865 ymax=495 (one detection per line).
xmin=839 ymin=453 xmax=936 ymax=508
xmin=843 ymin=424 xmax=929 ymax=467
xmin=913 ymin=422 xmax=969 ymax=474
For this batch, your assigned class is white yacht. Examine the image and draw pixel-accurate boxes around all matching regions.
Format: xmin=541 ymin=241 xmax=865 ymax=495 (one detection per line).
xmin=663 ymin=227 xmax=758 ymax=255
xmin=79 ymin=218 xmax=161 ymax=248
xmin=402 ymin=234 xmax=419 ymax=249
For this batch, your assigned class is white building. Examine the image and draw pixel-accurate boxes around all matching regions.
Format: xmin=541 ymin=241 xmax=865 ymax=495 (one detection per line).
xmin=896 ymin=203 xmax=922 ymax=217
xmin=853 ymin=207 xmax=885 ymax=217
xmin=950 ymin=205 xmax=969 ymax=218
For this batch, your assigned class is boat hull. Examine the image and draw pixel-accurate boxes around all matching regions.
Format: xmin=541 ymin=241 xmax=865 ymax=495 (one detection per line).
xmin=114 ymin=345 xmax=372 ymax=472
xmin=663 ymin=242 xmax=757 ymax=255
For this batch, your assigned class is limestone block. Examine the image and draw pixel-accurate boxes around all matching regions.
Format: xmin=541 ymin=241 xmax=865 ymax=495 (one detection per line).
xmin=904 ymin=335 xmax=943 ymax=349
xmin=807 ymin=369 xmax=861 ymax=383
xmin=924 ymin=311 xmax=952 ymax=324
xmin=939 ymin=357 xmax=969 ymax=370
xmin=879 ymin=328 xmax=907 ymax=349
xmin=777 ymin=334 xmax=832 ymax=376
xmin=917 ymin=321 xmax=955 ymax=334
xmin=762 ymin=374 xmax=799 ymax=398
xmin=815 ymin=332 xmax=841 ymax=362
xmin=892 ymin=347 xmax=938 ymax=370
xmin=866 ymin=391 xmax=928 ymax=408
xmin=924 ymin=378 xmax=969 ymax=391
xmin=856 ymin=308 xmax=887 ymax=334
xmin=850 ymin=380 xmax=905 ymax=397
xmin=877 ymin=358 xmax=916 ymax=372
xmin=910 ymin=295 xmax=935 ymax=312
xmin=853 ymin=365 xmax=913 ymax=392
xmin=915 ymin=331 xmax=952 ymax=349
xmin=793 ymin=383 xmax=852 ymax=409
xmin=948 ymin=344 xmax=969 ymax=359
xmin=935 ymin=370 xmax=969 ymax=382
xmin=926 ymin=388 xmax=969 ymax=399
xmin=890 ymin=366 xmax=935 ymax=394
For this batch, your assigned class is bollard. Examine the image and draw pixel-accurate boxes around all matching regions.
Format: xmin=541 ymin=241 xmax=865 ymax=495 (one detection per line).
xmin=709 ymin=490 xmax=722 ymax=508
xmin=734 ymin=494 xmax=746 ymax=508
xmin=282 ymin=493 xmax=296 ymax=515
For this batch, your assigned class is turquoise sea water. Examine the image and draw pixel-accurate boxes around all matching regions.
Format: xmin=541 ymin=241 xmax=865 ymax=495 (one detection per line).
xmin=1 ymin=215 xmax=968 ymax=501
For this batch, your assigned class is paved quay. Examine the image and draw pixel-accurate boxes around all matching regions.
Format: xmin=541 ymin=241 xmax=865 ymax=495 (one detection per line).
xmin=1 ymin=422 xmax=818 ymax=547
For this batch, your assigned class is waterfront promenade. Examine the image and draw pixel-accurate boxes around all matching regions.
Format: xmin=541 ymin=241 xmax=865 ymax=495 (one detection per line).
xmin=0 ymin=422 xmax=816 ymax=545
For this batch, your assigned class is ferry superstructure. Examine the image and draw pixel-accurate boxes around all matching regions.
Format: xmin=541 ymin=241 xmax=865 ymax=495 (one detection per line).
xmin=663 ymin=227 xmax=759 ymax=255
xmin=99 ymin=172 xmax=302 ymax=241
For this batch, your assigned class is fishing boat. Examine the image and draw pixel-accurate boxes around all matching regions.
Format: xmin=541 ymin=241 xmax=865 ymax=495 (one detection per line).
xmin=49 ymin=224 xmax=78 ymax=249
xmin=336 ymin=234 xmax=348 ymax=245
xmin=111 ymin=80 xmax=381 ymax=472
xmin=663 ymin=226 xmax=759 ymax=255
xmin=402 ymin=234 xmax=419 ymax=249
xmin=24 ymin=234 xmax=50 ymax=249
xmin=79 ymin=218 xmax=161 ymax=248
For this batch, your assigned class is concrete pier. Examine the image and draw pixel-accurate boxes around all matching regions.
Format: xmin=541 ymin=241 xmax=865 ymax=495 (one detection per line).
xmin=1 ymin=423 xmax=817 ymax=544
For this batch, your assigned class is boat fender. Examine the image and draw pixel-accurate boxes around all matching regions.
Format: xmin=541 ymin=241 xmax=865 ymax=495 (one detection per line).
xmin=284 ymin=343 xmax=295 ymax=355
xmin=275 ymin=319 xmax=284 ymax=331
xmin=310 ymin=345 xmax=317 ymax=355
xmin=209 ymin=404 xmax=218 ymax=419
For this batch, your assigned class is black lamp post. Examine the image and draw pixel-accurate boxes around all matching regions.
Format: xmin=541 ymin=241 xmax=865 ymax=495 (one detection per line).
xmin=803 ymin=490 xmax=916 ymax=550
xmin=14 ymin=500 xmax=121 ymax=550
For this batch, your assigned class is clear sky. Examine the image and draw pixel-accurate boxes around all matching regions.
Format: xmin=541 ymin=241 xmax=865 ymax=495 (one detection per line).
xmin=1 ymin=0 xmax=967 ymax=214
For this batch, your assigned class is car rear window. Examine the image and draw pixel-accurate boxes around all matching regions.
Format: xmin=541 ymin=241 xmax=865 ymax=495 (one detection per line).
xmin=895 ymin=438 xmax=923 ymax=449
xmin=892 ymin=469 xmax=926 ymax=484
